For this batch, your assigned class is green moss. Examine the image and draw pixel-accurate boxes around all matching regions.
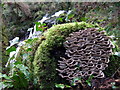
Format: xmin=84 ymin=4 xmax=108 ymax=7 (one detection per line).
xmin=33 ymin=22 xmax=102 ymax=89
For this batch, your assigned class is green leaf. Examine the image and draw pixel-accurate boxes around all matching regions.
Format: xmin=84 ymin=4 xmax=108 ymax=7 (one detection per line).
xmin=42 ymin=23 xmax=46 ymax=26
xmin=33 ymin=78 xmax=38 ymax=85
xmin=86 ymin=75 xmax=94 ymax=86
xmin=0 ymin=73 xmax=11 ymax=79
xmin=80 ymin=17 xmax=88 ymax=21
xmin=6 ymin=46 xmax=16 ymax=54
xmin=73 ymin=77 xmax=81 ymax=81
xmin=0 ymin=82 xmax=8 ymax=90
xmin=38 ymin=28 xmax=44 ymax=31
xmin=71 ymin=81 xmax=76 ymax=86
xmin=12 ymin=72 xmax=28 ymax=88
xmin=0 ymin=81 xmax=13 ymax=89
xmin=26 ymin=48 xmax=32 ymax=52
xmin=55 ymin=84 xmax=65 ymax=89
xmin=35 ymin=22 xmax=46 ymax=31
xmin=71 ymin=77 xmax=81 ymax=86
xmin=112 ymin=86 xmax=119 ymax=89
xmin=86 ymin=80 xmax=91 ymax=86
xmin=16 ymin=64 xmax=28 ymax=71
xmin=65 ymin=85 xmax=71 ymax=88
xmin=57 ymin=18 xmax=63 ymax=22
xmin=25 ymin=39 xmax=33 ymax=43
xmin=15 ymin=64 xmax=30 ymax=79
xmin=68 ymin=13 xmax=74 ymax=19
xmin=34 ymin=22 xmax=40 ymax=25
xmin=0 ymin=3 xmax=5 ymax=8
xmin=114 ymin=52 xmax=120 ymax=57
xmin=14 ymin=61 xmax=22 ymax=65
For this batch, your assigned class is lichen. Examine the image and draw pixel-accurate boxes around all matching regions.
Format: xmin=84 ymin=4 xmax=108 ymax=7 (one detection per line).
xmin=33 ymin=22 xmax=103 ymax=89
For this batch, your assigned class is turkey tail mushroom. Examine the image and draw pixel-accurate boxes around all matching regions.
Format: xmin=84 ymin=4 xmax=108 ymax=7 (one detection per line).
xmin=57 ymin=28 xmax=113 ymax=83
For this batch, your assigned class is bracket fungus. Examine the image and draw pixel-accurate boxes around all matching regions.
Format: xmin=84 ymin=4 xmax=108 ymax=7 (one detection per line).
xmin=57 ymin=28 xmax=113 ymax=82
xmin=33 ymin=22 xmax=115 ymax=88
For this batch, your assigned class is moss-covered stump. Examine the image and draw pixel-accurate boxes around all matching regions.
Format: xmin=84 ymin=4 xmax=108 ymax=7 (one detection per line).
xmin=33 ymin=22 xmax=104 ymax=89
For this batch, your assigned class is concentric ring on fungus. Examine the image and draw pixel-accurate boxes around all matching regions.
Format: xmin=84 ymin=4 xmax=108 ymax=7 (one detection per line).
xmin=56 ymin=28 xmax=113 ymax=83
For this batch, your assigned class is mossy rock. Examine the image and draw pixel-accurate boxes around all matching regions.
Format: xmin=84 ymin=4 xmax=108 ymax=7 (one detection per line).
xmin=33 ymin=22 xmax=103 ymax=89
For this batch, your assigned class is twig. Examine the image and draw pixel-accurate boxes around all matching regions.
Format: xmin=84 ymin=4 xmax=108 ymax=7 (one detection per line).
xmin=111 ymin=67 xmax=120 ymax=78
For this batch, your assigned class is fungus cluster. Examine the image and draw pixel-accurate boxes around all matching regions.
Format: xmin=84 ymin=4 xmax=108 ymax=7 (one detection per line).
xmin=57 ymin=28 xmax=113 ymax=82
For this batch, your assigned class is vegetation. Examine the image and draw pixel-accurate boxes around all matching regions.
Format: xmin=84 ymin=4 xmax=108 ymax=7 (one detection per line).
xmin=1 ymin=2 xmax=120 ymax=90
xmin=33 ymin=22 xmax=101 ymax=88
